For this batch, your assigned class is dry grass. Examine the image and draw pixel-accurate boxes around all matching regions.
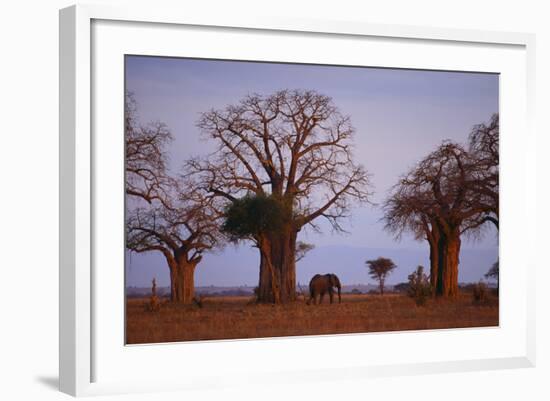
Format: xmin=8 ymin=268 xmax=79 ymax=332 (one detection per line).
xmin=126 ymin=292 xmax=498 ymax=344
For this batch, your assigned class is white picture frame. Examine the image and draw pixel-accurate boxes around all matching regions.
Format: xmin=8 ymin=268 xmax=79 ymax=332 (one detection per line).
xmin=59 ymin=4 xmax=536 ymax=397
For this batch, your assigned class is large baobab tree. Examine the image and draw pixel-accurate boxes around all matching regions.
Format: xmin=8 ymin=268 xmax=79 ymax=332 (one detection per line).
xmin=188 ymin=90 xmax=372 ymax=303
xmin=384 ymin=141 xmax=491 ymax=297
xmin=125 ymin=92 xmax=222 ymax=304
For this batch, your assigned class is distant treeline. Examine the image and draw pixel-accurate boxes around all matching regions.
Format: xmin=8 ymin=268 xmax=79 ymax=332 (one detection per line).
xmin=126 ymin=282 xmax=496 ymax=298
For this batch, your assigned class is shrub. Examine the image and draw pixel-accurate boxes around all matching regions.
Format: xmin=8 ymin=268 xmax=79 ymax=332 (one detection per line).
xmin=407 ymin=266 xmax=432 ymax=306
xmin=472 ymin=282 xmax=488 ymax=305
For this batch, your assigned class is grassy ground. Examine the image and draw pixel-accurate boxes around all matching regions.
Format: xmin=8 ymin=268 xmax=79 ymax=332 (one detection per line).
xmin=126 ymin=292 xmax=498 ymax=344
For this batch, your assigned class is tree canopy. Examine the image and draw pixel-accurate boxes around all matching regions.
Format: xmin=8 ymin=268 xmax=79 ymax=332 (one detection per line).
xmin=187 ymin=89 xmax=372 ymax=232
xmin=221 ymin=194 xmax=292 ymax=240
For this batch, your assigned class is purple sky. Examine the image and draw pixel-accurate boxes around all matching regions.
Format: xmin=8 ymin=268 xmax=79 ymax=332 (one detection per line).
xmin=125 ymin=55 xmax=499 ymax=288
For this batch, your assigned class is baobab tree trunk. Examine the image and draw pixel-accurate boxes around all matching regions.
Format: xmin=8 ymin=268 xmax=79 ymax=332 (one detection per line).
xmin=427 ymin=225 xmax=440 ymax=292
xmin=169 ymin=260 xmax=198 ymax=304
xmin=428 ymin=239 xmax=439 ymax=292
xmin=258 ymin=253 xmax=280 ymax=303
xmin=257 ymin=237 xmax=281 ymax=304
xmin=256 ymin=226 xmax=298 ymax=304
xmin=444 ymin=235 xmax=460 ymax=297
xmin=436 ymin=230 xmax=461 ymax=297
xmin=273 ymin=225 xmax=298 ymax=303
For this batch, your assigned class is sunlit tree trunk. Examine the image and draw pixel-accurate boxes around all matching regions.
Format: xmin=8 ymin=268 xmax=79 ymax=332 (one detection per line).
xmin=436 ymin=228 xmax=461 ymax=297
xmin=272 ymin=225 xmax=298 ymax=303
xmin=168 ymin=257 xmax=198 ymax=304
xmin=257 ymin=236 xmax=281 ymax=304
xmin=257 ymin=226 xmax=298 ymax=304
xmin=257 ymin=256 xmax=274 ymax=303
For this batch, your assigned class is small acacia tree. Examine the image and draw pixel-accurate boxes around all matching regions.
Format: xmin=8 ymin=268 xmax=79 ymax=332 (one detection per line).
xmin=366 ymin=257 xmax=397 ymax=295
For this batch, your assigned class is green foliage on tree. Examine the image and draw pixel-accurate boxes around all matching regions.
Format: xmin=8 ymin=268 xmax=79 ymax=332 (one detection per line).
xmin=221 ymin=194 xmax=292 ymax=240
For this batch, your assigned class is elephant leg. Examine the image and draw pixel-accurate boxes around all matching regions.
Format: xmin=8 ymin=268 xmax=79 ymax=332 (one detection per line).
xmin=329 ymin=290 xmax=334 ymax=304
xmin=320 ymin=293 xmax=325 ymax=304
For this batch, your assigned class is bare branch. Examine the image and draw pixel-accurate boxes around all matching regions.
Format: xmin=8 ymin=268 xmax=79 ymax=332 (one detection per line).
xmin=189 ymin=90 xmax=373 ymax=234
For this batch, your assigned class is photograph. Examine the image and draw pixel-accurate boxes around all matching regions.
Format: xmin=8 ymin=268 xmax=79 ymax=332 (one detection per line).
xmin=124 ymin=56 xmax=499 ymax=345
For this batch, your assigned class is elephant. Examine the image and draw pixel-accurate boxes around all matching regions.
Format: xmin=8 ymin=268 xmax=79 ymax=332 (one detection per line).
xmin=307 ymin=273 xmax=342 ymax=305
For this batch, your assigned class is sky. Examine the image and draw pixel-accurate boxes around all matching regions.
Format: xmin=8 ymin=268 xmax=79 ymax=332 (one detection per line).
xmin=125 ymin=55 xmax=499 ymax=288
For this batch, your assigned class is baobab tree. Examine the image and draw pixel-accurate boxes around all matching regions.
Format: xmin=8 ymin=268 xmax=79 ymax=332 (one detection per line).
xmin=366 ymin=257 xmax=397 ymax=295
xmin=125 ymin=92 xmax=222 ymax=303
xmin=188 ymin=90 xmax=372 ymax=303
xmin=384 ymin=141 xmax=492 ymax=297
xmin=126 ymin=184 xmax=222 ymax=304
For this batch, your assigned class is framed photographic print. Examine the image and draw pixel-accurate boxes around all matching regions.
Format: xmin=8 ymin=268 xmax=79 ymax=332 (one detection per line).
xmin=59 ymin=4 xmax=536 ymax=397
